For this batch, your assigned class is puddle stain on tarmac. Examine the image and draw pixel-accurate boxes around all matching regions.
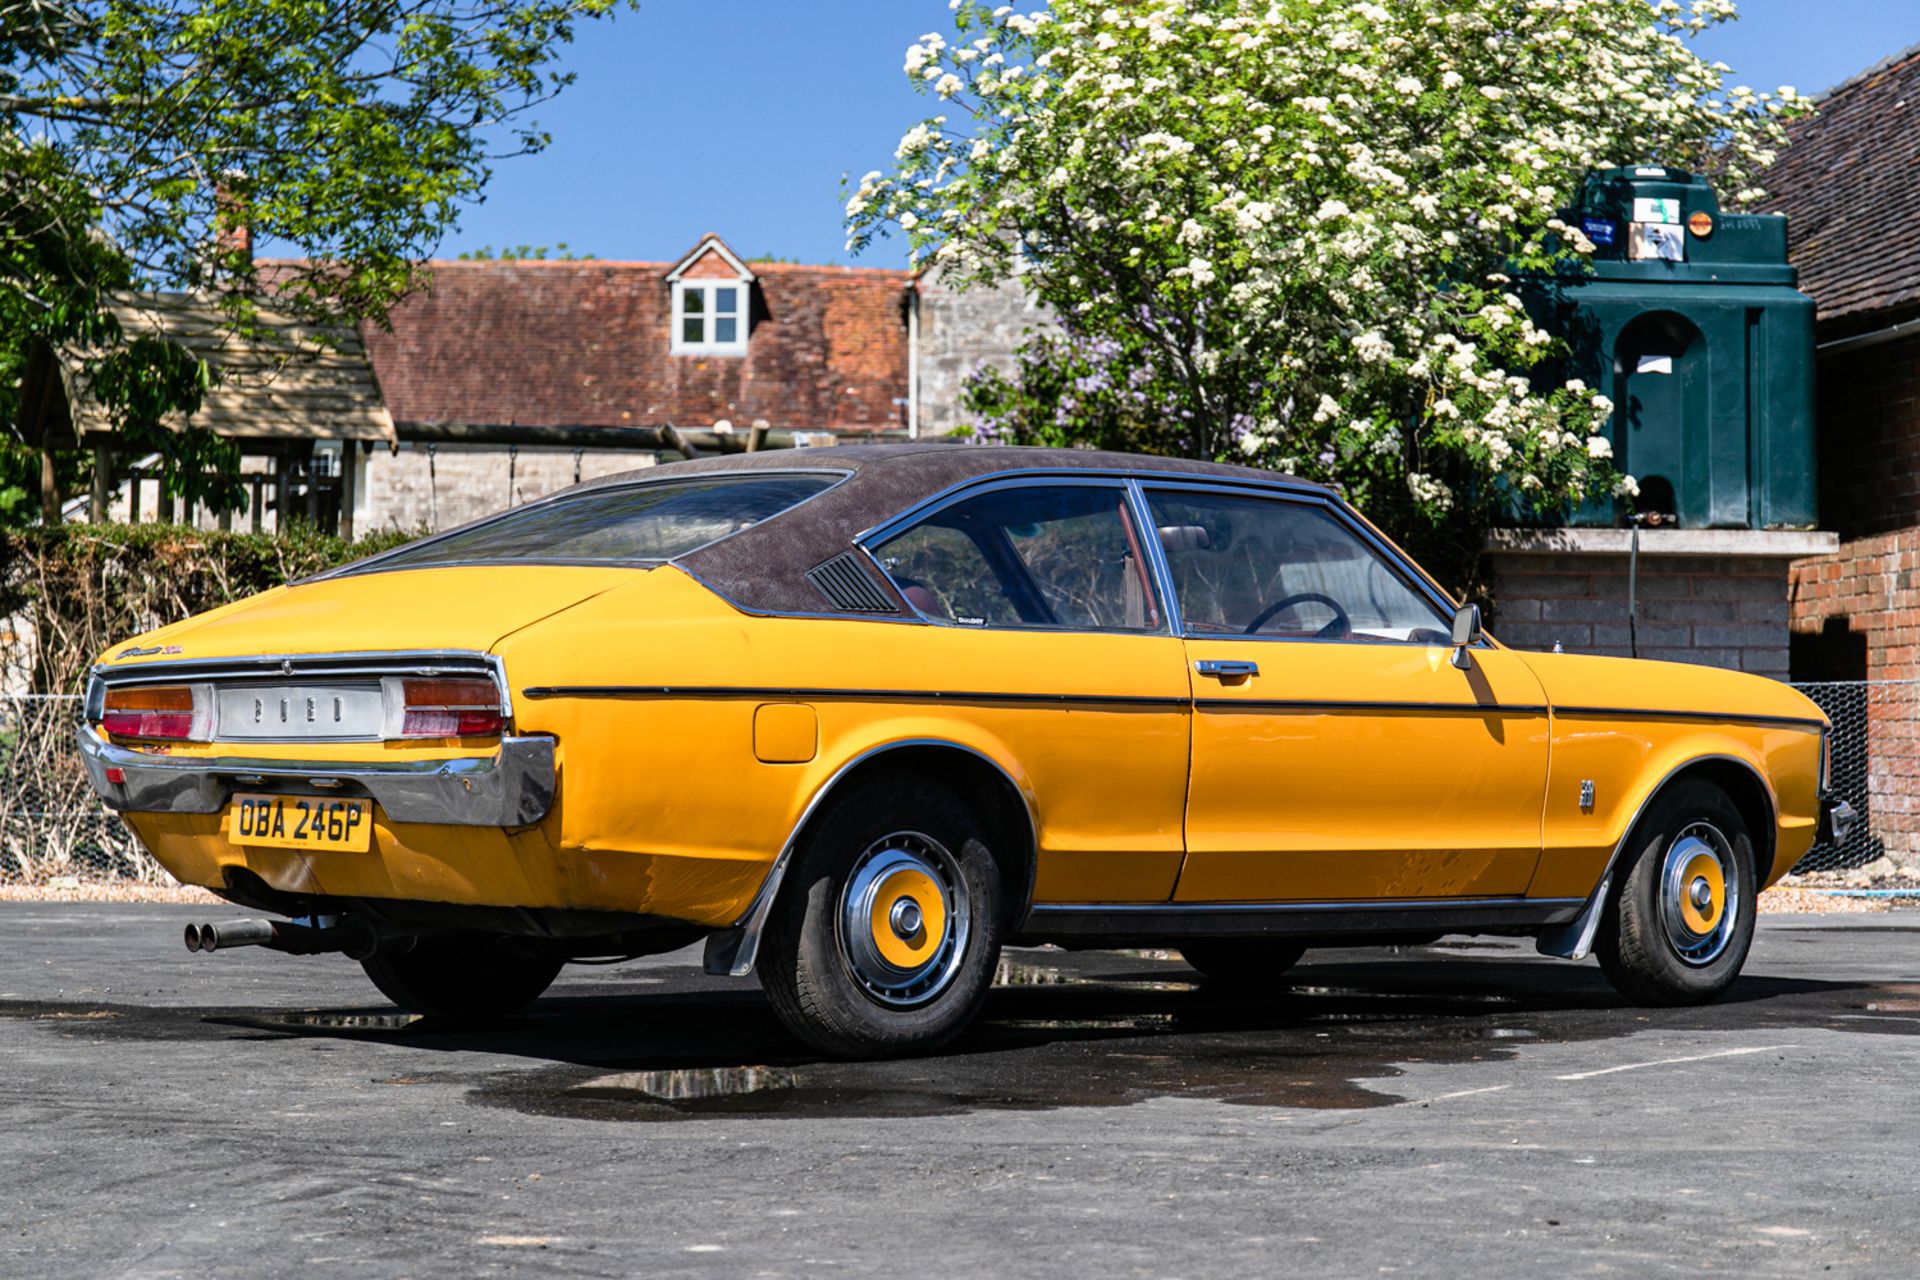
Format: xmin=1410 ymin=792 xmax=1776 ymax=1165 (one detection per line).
xmin=1 ymin=944 xmax=1911 ymax=1123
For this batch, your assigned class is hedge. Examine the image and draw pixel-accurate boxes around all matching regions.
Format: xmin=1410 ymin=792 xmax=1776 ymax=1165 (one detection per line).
xmin=1 ymin=523 xmax=417 ymax=694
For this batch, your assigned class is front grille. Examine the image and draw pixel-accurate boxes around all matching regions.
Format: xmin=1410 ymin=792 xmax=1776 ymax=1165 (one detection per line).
xmin=805 ymin=552 xmax=899 ymax=613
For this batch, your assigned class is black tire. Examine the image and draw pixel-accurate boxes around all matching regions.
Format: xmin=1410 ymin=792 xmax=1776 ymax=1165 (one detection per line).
xmin=361 ymin=935 xmax=562 ymax=1022
xmin=1178 ymin=939 xmax=1307 ymax=986
xmin=759 ymin=773 xmax=1004 ymax=1058
xmin=1594 ymin=779 xmax=1757 ymax=1006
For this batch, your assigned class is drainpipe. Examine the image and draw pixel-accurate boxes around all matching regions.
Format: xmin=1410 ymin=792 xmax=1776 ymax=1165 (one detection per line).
xmin=907 ymin=283 xmax=921 ymax=439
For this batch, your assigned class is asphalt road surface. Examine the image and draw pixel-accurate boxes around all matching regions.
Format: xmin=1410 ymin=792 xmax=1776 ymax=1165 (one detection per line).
xmin=4 ymin=903 xmax=1918 ymax=1278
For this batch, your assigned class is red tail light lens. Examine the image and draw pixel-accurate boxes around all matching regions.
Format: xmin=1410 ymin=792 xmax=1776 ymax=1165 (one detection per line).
xmin=101 ymin=684 xmax=213 ymax=741
xmin=381 ymin=676 xmax=505 ymax=739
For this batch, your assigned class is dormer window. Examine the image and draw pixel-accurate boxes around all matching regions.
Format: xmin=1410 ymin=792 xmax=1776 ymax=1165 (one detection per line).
xmin=666 ymin=233 xmax=756 ymax=357
xmin=675 ymin=282 xmax=745 ymax=354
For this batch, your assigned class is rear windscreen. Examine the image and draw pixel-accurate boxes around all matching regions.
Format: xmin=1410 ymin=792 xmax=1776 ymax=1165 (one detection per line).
xmin=360 ymin=473 xmax=843 ymax=568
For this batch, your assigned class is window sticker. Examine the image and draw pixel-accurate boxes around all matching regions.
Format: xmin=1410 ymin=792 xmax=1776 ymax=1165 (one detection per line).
xmin=1628 ymin=222 xmax=1686 ymax=262
xmin=1581 ymin=217 xmax=1617 ymax=247
xmin=1632 ymin=196 xmax=1681 ymax=224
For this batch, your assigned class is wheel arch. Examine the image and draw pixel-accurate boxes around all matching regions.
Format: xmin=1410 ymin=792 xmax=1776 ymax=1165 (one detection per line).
xmin=1538 ymin=752 xmax=1776 ymax=961
xmin=705 ymin=737 xmax=1039 ymax=978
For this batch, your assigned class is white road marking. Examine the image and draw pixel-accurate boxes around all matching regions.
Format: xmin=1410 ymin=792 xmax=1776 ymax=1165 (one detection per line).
xmin=1395 ymin=1084 xmax=1512 ymax=1107
xmin=1554 ymin=1045 xmax=1798 ymax=1082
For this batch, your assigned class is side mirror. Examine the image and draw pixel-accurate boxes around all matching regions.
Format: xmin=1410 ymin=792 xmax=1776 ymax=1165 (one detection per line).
xmin=1450 ymin=604 xmax=1482 ymax=670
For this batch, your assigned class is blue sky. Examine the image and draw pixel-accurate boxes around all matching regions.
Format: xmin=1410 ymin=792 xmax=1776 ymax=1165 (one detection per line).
xmin=438 ymin=0 xmax=1920 ymax=267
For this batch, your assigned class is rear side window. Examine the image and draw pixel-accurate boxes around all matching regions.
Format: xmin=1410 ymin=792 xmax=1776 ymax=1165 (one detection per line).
xmin=361 ymin=473 xmax=841 ymax=568
xmin=871 ymin=484 xmax=1163 ymax=632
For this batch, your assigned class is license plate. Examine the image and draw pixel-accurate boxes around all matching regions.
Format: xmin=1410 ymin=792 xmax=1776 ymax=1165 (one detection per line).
xmin=227 ymin=793 xmax=373 ymax=852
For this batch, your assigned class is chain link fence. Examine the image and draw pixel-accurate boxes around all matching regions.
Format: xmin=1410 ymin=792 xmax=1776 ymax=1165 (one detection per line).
xmin=1 ymin=696 xmax=158 ymax=885
xmin=1789 ymin=680 xmax=1920 ymax=883
xmin=4 ymin=684 xmax=1917 ymax=889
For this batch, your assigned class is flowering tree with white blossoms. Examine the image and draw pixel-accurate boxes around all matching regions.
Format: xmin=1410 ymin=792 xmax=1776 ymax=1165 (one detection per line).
xmin=847 ymin=0 xmax=1807 ymax=573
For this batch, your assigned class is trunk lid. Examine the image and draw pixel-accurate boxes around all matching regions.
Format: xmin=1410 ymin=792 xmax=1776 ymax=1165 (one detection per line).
xmin=99 ymin=565 xmax=642 ymax=669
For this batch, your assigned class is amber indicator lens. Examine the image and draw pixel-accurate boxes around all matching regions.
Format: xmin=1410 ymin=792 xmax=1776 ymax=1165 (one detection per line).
xmin=101 ymin=684 xmax=208 ymax=740
xmin=391 ymin=677 xmax=505 ymax=738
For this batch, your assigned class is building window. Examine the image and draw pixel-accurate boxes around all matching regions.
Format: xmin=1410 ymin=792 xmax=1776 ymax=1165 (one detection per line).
xmin=672 ymin=281 xmax=748 ymax=355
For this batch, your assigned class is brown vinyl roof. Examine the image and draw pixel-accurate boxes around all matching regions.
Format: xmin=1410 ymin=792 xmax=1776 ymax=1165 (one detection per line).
xmin=352 ymin=253 xmax=914 ymax=435
xmin=1761 ymin=43 xmax=1920 ymax=325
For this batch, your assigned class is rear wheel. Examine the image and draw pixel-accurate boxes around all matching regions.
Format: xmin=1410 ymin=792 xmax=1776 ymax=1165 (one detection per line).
xmin=760 ymin=774 xmax=1004 ymax=1058
xmin=361 ymin=935 xmax=562 ymax=1022
xmin=1595 ymin=779 xmax=1757 ymax=1006
xmin=1178 ymin=939 xmax=1307 ymax=986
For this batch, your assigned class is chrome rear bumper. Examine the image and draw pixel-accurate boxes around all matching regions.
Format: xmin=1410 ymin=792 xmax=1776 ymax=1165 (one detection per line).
xmin=76 ymin=726 xmax=556 ymax=828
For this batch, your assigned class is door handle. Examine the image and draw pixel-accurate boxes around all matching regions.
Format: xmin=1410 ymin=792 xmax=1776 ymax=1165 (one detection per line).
xmin=1195 ymin=659 xmax=1260 ymax=680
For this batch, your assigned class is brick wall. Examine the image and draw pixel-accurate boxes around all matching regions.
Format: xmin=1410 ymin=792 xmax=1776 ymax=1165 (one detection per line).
xmin=1489 ymin=551 xmax=1792 ymax=679
xmin=1812 ymin=325 xmax=1920 ymax=541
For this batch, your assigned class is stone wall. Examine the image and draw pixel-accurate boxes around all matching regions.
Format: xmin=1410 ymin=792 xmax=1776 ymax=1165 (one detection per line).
xmin=914 ymin=272 xmax=1053 ymax=438
xmin=357 ymin=444 xmax=660 ymax=534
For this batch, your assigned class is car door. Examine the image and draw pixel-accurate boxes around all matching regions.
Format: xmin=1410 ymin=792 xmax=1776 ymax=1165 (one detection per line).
xmin=1141 ymin=483 xmax=1551 ymax=903
xmin=866 ymin=478 xmax=1194 ymax=904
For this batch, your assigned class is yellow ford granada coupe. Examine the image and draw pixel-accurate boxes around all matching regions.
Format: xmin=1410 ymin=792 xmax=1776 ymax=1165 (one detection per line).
xmin=81 ymin=446 xmax=1852 ymax=1055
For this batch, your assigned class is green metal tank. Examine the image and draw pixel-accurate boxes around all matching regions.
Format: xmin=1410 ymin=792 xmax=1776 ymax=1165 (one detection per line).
xmin=1531 ymin=165 xmax=1816 ymax=529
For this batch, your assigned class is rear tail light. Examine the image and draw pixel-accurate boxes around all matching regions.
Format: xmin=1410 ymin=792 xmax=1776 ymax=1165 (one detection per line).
xmin=381 ymin=676 xmax=506 ymax=739
xmin=101 ymin=684 xmax=213 ymax=741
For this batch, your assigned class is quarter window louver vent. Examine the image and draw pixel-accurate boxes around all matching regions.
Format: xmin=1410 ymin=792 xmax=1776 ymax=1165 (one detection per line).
xmin=806 ymin=553 xmax=899 ymax=613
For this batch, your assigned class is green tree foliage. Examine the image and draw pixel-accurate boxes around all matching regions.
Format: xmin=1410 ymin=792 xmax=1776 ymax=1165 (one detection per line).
xmin=1 ymin=0 xmax=629 ymax=520
xmin=848 ymin=0 xmax=1807 ymax=581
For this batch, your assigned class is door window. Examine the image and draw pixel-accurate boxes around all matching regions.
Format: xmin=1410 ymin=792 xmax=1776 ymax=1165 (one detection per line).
xmin=871 ymin=484 xmax=1164 ymax=632
xmin=1144 ymin=489 xmax=1450 ymax=642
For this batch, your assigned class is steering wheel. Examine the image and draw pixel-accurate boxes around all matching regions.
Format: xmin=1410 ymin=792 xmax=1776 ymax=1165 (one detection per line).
xmin=1243 ymin=591 xmax=1351 ymax=638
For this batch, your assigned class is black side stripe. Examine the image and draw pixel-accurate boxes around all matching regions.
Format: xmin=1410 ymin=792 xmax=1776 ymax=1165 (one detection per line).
xmin=521 ymin=686 xmax=1824 ymax=730
xmin=520 ymin=685 xmax=1188 ymax=710
xmin=1553 ymin=705 xmax=1826 ymax=731
xmin=1194 ymin=698 xmax=1548 ymax=716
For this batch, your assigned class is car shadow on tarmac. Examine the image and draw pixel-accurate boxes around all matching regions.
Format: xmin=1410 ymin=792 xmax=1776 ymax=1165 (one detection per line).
xmin=8 ymin=944 xmax=1897 ymax=1121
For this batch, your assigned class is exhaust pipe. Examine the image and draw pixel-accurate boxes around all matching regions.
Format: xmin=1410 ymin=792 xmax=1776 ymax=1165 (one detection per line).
xmin=187 ymin=920 xmax=277 ymax=952
xmin=183 ymin=916 xmax=397 ymax=958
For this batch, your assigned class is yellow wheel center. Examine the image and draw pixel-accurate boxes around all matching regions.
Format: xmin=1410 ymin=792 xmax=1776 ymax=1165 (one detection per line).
xmin=1677 ymin=850 xmax=1726 ymax=935
xmin=869 ymin=866 xmax=947 ymax=970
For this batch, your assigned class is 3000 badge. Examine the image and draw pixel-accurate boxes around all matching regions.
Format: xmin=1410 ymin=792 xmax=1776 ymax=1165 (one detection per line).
xmin=227 ymin=793 xmax=373 ymax=852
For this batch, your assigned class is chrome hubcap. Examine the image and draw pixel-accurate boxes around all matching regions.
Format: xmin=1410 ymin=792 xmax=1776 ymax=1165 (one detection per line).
xmin=837 ymin=831 xmax=969 ymax=1008
xmin=1660 ymin=823 xmax=1738 ymax=966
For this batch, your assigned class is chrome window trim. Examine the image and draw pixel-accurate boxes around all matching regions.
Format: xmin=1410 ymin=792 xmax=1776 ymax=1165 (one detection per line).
xmin=860 ymin=474 xmax=1175 ymax=637
xmin=1133 ymin=478 xmax=1468 ymax=646
xmin=702 ymin=737 xmax=1041 ymax=980
xmin=854 ymin=466 xmax=1333 ymax=548
xmin=311 ymin=467 xmax=855 ymax=582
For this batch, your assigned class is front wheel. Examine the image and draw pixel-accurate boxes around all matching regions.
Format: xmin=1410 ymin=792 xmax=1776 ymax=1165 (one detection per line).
xmin=361 ymin=935 xmax=562 ymax=1022
xmin=1594 ymin=779 xmax=1757 ymax=1006
xmin=759 ymin=774 xmax=1004 ymax=1058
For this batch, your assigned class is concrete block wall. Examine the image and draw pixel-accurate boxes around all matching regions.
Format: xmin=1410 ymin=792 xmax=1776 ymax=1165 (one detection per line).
xmin=1488 ymin=551 xmax=1793 ymax=679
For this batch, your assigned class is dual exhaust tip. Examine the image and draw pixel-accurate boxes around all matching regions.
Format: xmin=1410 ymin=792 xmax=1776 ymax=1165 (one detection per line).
xmin=184 ymin=916 xmax=396 ymax=959
xmin=185 ymin=920 xmax=277 ymax=953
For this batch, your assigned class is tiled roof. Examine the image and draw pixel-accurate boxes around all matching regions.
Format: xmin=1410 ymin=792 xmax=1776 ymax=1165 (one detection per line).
xmin=1762 ymin=42 xmax=1920 ymax=325
xmin=355 ymin=256 xmax=913 ymax=434
xmin=28 ymin=292 xmax=394 ymax=445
